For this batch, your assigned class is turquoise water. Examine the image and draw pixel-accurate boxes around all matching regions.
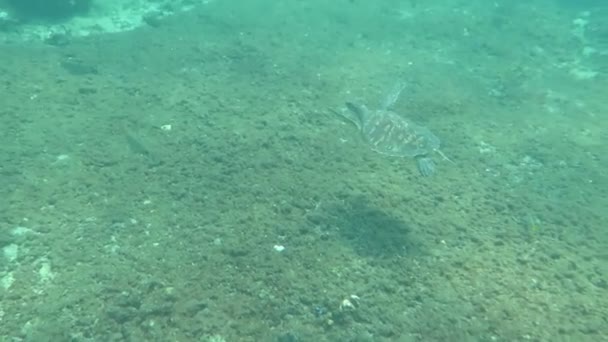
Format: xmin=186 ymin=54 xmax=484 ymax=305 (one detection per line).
xmin=0 ymin=0 xmax=606 ymax=341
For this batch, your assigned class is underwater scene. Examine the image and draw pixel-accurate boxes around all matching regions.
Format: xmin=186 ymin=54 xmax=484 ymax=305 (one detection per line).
xmin=0 ymin=0 xmax=606 ymax=341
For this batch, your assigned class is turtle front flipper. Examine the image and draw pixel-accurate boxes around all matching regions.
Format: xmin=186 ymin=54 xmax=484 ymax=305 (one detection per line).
xmin=380 ymin=81 xmax=407 ymax=110
xmin=345 ymin=102 xmax=370 ymax=128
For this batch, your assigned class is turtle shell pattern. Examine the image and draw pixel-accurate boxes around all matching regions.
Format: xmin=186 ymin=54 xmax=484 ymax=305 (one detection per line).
xmin=360 ymin=109 xmax=440 ymax=158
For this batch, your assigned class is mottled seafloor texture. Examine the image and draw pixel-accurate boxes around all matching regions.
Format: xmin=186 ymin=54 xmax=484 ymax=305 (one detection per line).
xmin=0 ymin=0 xmax=606 ymax=341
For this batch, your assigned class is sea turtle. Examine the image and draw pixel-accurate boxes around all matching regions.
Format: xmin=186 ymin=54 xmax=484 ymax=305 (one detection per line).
xmin=339 ymin=82 xmax=452 ymax=176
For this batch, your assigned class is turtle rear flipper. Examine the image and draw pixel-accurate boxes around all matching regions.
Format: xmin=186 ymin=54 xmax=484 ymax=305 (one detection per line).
xmin=416 ymin=157 xmax=436 ymax=176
